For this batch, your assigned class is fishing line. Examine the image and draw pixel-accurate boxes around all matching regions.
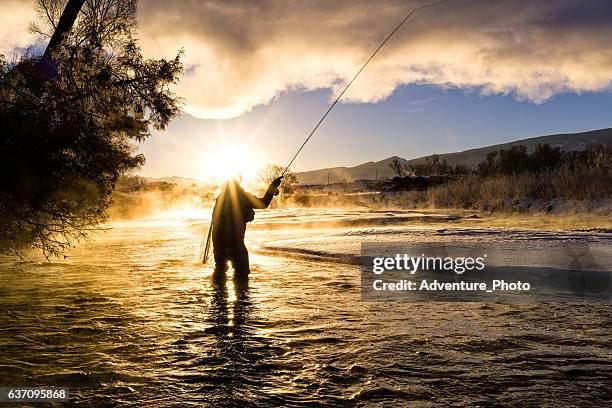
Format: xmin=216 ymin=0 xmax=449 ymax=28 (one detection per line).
xmin=204 ymin=0 xmax=452 ymax=264
xmin=281 ymin=0 xmax=452 ymax=176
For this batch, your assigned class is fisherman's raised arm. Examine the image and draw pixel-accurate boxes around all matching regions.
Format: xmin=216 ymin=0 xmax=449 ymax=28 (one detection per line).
xmin=248 ymin=176 xmax=283 ymax=209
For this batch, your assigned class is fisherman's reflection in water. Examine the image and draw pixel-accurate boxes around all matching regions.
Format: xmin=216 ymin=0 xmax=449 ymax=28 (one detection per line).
xmin=209 ymin=269 xmax=251 ymax=341
xmin=204 ymin=270 xmax=259 ymax=404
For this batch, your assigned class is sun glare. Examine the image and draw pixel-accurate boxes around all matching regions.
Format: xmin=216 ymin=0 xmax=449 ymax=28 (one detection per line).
xmin=202 ymin=142 xmax=262 ymax=184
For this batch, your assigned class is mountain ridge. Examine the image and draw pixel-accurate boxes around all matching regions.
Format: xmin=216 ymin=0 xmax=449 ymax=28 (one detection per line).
xmin=294 ymin=128 xmax=612 ymax=184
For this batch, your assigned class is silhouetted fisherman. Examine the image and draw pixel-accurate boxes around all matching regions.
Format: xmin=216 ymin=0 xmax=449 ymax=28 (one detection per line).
xmin=211 ymin=176 xmax=282 ymax=276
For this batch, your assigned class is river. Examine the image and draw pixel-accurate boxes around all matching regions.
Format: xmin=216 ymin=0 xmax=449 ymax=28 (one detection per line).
xmin=1 ymin=209 xmax=610 ymax=406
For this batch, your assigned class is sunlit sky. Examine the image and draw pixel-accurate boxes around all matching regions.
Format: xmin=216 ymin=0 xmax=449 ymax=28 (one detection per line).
xmin=3 ymin=0 xmax=612 ymax=178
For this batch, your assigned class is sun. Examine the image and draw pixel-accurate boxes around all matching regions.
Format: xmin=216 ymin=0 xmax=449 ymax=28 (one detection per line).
xmin=201 ymin=142 xmax=262 ymax=184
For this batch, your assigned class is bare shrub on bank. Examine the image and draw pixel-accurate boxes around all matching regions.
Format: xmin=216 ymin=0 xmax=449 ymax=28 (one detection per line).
xmin=426 ymin=165 xmax=612 ymax=210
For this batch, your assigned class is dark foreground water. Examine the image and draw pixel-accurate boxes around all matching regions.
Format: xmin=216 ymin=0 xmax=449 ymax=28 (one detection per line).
xmin=0 ymin=210 xmax=610 ymax=406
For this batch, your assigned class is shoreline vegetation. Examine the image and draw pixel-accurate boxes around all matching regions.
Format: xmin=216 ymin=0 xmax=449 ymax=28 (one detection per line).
xmin=110 ymin=143 xmax=611 ymax=223
xmin=1 ymin=0 xmax=183 ymax=257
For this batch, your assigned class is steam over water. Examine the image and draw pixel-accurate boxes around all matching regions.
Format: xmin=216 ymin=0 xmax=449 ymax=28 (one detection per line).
xmin=1 ymin=209 xmax=610 ymax=406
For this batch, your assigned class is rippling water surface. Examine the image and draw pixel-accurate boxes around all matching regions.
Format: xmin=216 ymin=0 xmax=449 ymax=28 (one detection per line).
xmin=1 ymin=209 xmax=610 ymax=406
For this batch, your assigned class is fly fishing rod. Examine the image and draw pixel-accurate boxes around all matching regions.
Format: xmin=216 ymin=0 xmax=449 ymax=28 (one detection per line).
xmin=281 ymin=0 xmax=451 ymax=177
xmin=201 ymin=219 xmax=213 ymax=264
xmin=204 ymin=0 xmax=451 ymax=264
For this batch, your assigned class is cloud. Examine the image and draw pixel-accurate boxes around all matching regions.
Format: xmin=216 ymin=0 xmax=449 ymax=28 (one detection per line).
xmin=135 ymin=0 xmax=612 ymax=119
xmin=0 ymin=0 xmax=37 ymax=57
xmin=3 ymin=1 xmax=612 ymax=119
xmin=141 ymin=0 xmax=612 ymax=118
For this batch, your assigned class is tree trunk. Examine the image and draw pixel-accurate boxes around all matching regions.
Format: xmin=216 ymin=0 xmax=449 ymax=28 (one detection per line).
xmin=41 ymin=0 xmax=86 ymax=61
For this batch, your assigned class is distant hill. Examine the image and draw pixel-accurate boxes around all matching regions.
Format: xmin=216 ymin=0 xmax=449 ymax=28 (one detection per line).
xmin=294 ymin=128 xmax=612 ymax=184
xmin=294 ymin=156 xmax=410 ymax=185
xmin=144 ymin=176 xmax=200 ymax=184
